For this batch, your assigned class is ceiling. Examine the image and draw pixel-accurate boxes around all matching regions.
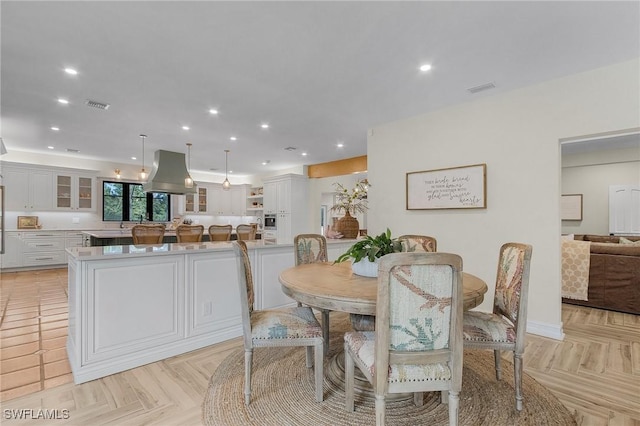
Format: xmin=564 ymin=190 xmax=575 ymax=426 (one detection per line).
xmin=2 ymin=1 xmax=639 ymax=177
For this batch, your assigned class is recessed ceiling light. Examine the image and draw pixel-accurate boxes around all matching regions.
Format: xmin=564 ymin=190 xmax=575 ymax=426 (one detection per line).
xmin=48 ymin=146 xmax=54 ymax=150
xmin=301 ymin=152 xmax=308 ymax=156
xmin=64 ymin=68 xmax=78 ymax=75
xmin=182 ymin=126 xmax=190 ymax=131
xmin=209 ymin=109 xmax=218 ymax=115
xmin=337 ymin=143 xmax=344 ymax=148
xmin=50 ymin=126 xmax=60 ymax=131
xmin=58 ymin=98 xmax=69 ymax=104
xmin=262 ymin=160 xmax=270 ymax=166
xmin=419 ymin=64 xmax=432 ymax=72
xmin=131 ymin=156 xmax=137 ymax=160
xmin=230 ymin=136 xmax=237 ymax=141
xmin=261 ymin=123 xmax=269 ymax=129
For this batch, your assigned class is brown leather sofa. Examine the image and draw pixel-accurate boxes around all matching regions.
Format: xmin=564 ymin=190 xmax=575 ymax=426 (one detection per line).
xmin=562 ymin=235 xmax=640 ymax=315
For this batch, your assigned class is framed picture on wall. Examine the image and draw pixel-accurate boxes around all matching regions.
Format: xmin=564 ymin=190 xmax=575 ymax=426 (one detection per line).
xmin=561 ymin=194 xmax=583 ymax=220
xmin=406 ymin=163 xmax=487 ymax=210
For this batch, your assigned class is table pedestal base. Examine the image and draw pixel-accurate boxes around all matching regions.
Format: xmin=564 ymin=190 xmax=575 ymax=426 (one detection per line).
xmin=325 ymin=351 xmax=412 ymax=402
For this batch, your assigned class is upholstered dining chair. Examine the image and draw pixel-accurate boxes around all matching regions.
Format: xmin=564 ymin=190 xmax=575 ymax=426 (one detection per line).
xmin=236 ymin=224 xmax=256 ymax=241
xmin=398 ymin=235 xmax=437 ymax=252
xmin=232 ymin=241 xmax=324 ymax=405
xmin=208 ymin=224 xmax=232 ymax=241
xmin=294 ymin=234 xmax=331 ymax=354
xmin=462 ymin=242 xmax=533 ymax=411
xmin=175 ymin=224 xmax=204 ymax=242
xmin=131 ymin=224 xmax=166 ymax=244
xmin=344 ymin=252 xmax=464 ymax=426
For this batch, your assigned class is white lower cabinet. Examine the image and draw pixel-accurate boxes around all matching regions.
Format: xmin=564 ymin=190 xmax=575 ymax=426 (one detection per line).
xmin=66 ymin=241 xmax=355 ymax=383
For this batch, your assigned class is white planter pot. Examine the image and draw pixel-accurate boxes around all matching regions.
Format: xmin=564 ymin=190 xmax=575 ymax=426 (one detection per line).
xmin=352 ymin=258 xmax=379 ymax=277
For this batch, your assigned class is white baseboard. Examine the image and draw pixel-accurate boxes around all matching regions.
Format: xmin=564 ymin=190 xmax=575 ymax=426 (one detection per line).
xmin=526 ymin=320 xmax=565 ymax=340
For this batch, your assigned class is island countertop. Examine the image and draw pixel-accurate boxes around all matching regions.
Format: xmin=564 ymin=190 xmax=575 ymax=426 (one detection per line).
xmin=67 ymin=238 xmax=356 ymax=261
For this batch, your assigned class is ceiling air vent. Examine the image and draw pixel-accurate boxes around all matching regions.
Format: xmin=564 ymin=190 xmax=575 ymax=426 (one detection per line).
xmin=85 ymin=99 xmax=110 ymax=110
xmin=66 ymin=148 xmax=80 ymax=153
xmin=467 ymin=82 xmax=496 ymax=94
xmin=284 ymin=147 xmax=297 ymax=151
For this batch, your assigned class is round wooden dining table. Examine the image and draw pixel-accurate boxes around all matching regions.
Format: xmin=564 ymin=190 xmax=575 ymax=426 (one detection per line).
xmin=278 ymin=261 xmax=489 ymax=400
xmin=279 ymin=261 xmax=488 ymax=316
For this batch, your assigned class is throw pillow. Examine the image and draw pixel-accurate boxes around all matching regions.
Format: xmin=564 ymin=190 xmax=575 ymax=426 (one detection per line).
xmin=561 ymin=233 xmax=575 ymax=241
xmin=619 ymin=237 xmax=640 ymax=245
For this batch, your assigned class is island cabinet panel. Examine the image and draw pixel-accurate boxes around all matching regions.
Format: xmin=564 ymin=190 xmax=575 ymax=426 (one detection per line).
xmin=84 ymin=258 xmax=185 ymax=365
xmin=254 ymin=246 xmax=297 ymax=310
xmin=186 ymin=251 xmax=243 ymax=337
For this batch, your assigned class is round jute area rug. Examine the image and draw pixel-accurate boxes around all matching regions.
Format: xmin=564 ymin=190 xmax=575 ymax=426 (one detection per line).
xmin=203 ymin=330 xmax=576 ymax=426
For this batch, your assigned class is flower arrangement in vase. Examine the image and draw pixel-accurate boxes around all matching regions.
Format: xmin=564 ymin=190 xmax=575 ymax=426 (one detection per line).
xmin=330 ymin=179 xmax=370 ymax=239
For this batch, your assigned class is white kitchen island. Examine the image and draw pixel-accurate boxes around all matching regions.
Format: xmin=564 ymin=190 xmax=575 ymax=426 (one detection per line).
xmin=66 ymin=239 xmax=354 ymax=384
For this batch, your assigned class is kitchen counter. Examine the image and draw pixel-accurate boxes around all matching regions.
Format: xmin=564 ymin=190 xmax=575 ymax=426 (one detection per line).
xmin=66 ymin=238 xmax=355 ymax=384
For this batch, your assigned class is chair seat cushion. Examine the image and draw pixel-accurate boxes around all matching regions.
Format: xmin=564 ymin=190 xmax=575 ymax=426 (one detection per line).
xmin=344 ymin=331 xmax=452 ymax=383
xmin=251 ymin=306 xmax=322 ymax=340
xmin=463 ymin=311 xmax=516 ymax=343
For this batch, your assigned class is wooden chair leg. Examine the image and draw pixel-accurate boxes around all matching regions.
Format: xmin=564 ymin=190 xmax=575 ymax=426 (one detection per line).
xmin=305 ymin=346 xmax=313 ymax=368
xmin=448 ymin=390 xmax=460 ymax=426
xmin=375 ymin=394 xmax=386 ymax=426
xmin=514 ymin=352 xmax=523 ymax=411
xmin=321 ymin=309 xmax=330 ymax=356
xmin=494 ymin=349 xmax=502 ymax=380
xmin=344 ymin=343 xmax=354 ymax=412
xmin=414 ymin=392 xmax=424 ymax=406
xmin=244 ymin=349 xmax=253 ymax=405
xmin=314 ymin=341 xmax=323 ymax=402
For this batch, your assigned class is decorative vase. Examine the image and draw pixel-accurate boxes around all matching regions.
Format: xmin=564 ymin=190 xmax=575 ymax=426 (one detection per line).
xmin=336 ymin=211 xmax=360 ymax=239
xmin=352 ymin=258 xmax=379 ymax=277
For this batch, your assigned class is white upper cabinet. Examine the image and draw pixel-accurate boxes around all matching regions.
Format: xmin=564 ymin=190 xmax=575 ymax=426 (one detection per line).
xmin=54 ymin=173 xmax=96 ymax=211
xmin=3 ymin=166 xmax=52 ymax=211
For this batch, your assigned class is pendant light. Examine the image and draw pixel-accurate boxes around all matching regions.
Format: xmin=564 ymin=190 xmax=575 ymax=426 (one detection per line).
xmin=185 ymin=142 xmax=194 ymax=188
xmin=222 ymin=149 xmax=231 ymax=190
xmin=138 ymin=134 xmax=147 ymax=181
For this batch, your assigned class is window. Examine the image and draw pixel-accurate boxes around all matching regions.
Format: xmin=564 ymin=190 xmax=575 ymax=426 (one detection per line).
xmin=103 ymin=181 xmax=170 ymax=222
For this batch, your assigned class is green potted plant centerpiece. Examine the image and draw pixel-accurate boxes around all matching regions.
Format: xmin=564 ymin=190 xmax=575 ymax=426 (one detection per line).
xmin=335 ymin=228 xmax=402 ymax=277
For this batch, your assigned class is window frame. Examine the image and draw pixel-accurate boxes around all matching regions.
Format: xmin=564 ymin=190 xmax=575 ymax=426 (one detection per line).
xmin=102 ymin=180 xmax=171 ymax=222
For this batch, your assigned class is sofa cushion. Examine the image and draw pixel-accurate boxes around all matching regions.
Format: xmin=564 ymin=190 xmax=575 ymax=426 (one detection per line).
xmin=619 ymin=237 xmax=640 ymax=245
xmin=590 ymin=242 xmax=640 ymax=257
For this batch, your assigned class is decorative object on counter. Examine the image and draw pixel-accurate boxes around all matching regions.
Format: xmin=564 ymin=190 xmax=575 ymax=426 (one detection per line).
xmin=324 ymin=225 xmax=343 ymax=239
xmin=335 ymin=228 xmax=402 ymax=277
xmin=330 ymin=179 xmax=370 ymax=239
xmin=17 ymin=215 xmax=39 ymax=229
xmin=138 ymin=134 xmax=148 ymax=181
xmin=185 ymin=143 xmax=194 ymax=188
xmin=209 ymin=224 xmax=232 ymax=241
xmin=176 ymin=224 xmax=204 ymax=242
xmin=222 ymin=149 xmax=231 ymax=190
xmin=183 ymin=218 xmax=193 ymax=225
xmin=131 ymin=223 xmax=165 ymax=244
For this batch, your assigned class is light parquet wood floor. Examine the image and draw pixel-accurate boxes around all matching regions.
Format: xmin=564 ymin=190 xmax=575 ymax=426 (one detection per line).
xmin=1 ymin=269 xmax=639 ymax=425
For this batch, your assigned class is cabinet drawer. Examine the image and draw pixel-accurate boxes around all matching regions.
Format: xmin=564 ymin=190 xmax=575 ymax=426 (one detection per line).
xmin=23 ymin=238 xmax=65 ymax=252
xmin=23 ymin=251 xmax=66 ymax=266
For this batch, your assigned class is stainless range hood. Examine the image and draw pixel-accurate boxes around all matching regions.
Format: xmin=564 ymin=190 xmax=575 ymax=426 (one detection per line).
xmin=142 ymin=150 xmax=197 ymax=194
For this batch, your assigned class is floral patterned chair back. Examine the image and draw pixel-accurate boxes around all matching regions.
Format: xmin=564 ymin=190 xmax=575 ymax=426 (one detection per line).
xmin=462 ymin=242 xmax=532 ymax=411
xmin=176 ymin=224 xmax=204 ymax=243
xmin=493 ymin=243 xmax=531 ymax=326
xmin=398 ymin=235 xmax=437 ymax=253
xmin=343 ymin=252 xmax=463 ymax=425
xmin=232 ymin=241 xmax=324 ymax=404
xmin=208 ymin=224 xmax=232 ymax=241
xmin=294 ymin=234 xmax=328 ymax=265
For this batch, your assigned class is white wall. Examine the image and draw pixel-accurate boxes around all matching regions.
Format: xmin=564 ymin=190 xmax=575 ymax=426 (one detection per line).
xmin=367 ymin=59 xmax=640 ymax=338
xmin=562 ymin=147 xmax=640 ymax=235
